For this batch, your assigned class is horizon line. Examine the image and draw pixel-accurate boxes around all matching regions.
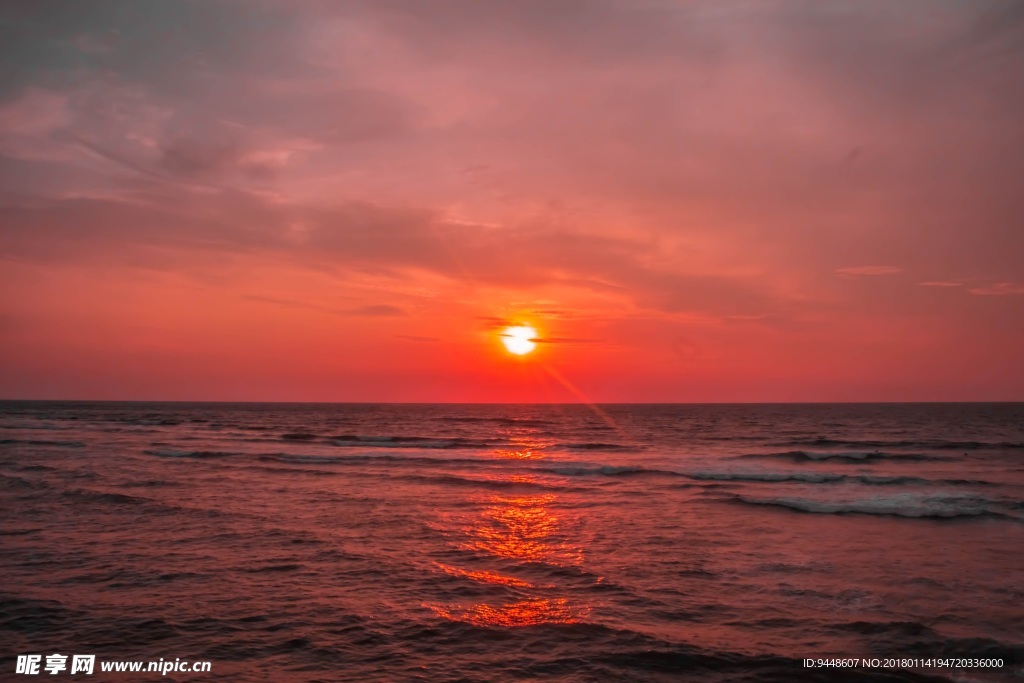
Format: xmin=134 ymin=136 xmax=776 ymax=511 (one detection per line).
xmin=2 ymin=398 xmax=1022 ymax=406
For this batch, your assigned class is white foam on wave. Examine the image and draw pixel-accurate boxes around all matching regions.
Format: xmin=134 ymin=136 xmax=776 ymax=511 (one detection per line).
xmin=737 ymin=492 xmax=1006 ymax=519
xmin=262 ymin=454 xmax=344 ymax=464
xmin=796 ymin=451 xmax=878 ymax=460
xmin=691 ymin=471 xmax=845 ymax=483
xmin=690 ymin=471 xmax=933 ymax=486
xmin=546 ymin=465 xmax=653 ymax=477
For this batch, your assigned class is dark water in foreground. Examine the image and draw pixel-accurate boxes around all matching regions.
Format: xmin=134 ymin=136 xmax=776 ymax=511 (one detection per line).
xmin=1 ymin=402 xmax=1022 ymax=682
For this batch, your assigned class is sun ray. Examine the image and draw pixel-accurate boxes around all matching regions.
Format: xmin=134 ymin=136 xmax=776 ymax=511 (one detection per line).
xmin=539 ymin=362 xmax=619 ymax=431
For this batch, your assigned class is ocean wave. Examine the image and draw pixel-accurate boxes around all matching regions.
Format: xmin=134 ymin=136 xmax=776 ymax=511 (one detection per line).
xmin=732 ymin=492 xmax=1016 ymax=520
xmin=398 ymin=472 xmax=567 ymax=491
xmin=688 ymin=471 xmax=991 ymax=487
xmin=143 ymin=449 xmax=239 ymax=459
xmin=556 ymin=442 xmax=640 ymax=451
xmin=259 ymin=453 xmax=353 ymax=465
xmin=688 ymin=471 xmax=937 ymax=485
xmin=741 ymin=450 xmax=940 ymax=462
xmin=8 ymin=463 xmax=57 ymax=472
xmin=0 ymin=438 xmax=85 ymax=448
xmin=825 ymin=620 xmax=1024 ymax=666
xmin=690 ymin=471 xmax=847 ymax=484
xmin=0 ymin=528 xmax=38 ymax=536
xmin=836 ymin=620 xmax=936 ymax=637
xmin=257 ymin=452 xmax=496 ymax=468
xmin=120 ymin=479 xmax=184 ymax=488
xmin=0 ymin=595 xmax=88 ymax=635
xmin=432 ymin=416 xmax=554 ymax=428
xmin=330 ymin=435 xmax=492 ymax=449
xmin=920 ymin=636 xmax=1024 ymax=663
xmin=586 ymin=646 xmax=941 ymax=683
xmin=932 ymin=440 xmax=1024 ymax=450
xmin=242 ymin=563 xmax=302 ymax=573
xmin=0 ymin=423 xmax=72 ymax=431
xmin=59 ymin=488 xmax=240 ymax=523
xmin=0 ymin=473 xmax=49 ymax=491
xmin=543 ymin=465 xmax=680 ymax=478
xmin=780 ymin=437 xmax=1024 ymax=450
xmin=62 ymin=488 xmax=157 ymax=507
xmin=106 ymin=417 xmax=183 ymax=426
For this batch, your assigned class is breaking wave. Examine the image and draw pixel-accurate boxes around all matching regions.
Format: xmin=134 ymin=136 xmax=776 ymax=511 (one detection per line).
xmin=431 ymin=416 xmax=555 ymax=428
xmin=556 ymin=442 xmax=640 ymax=452
xmin=690 ymin=471 xmax=933 ymax=486
xmin=0 ymin=438 xmax=85 ymax=448
xmin=330 ymin=435 xmax=492 ymax=449
xmin=732 ymin=492 xmax=1017 ymax=520
xmin=779 ymin=437 xmax=1024 ymax=450
xmin=741 ymin=450 xmax=941 ymax=462
xmin=144 ymin=449 xmax=239 ymax=459
xmin=257 ymin=452 xmax=488 ymax=468
xmin=543 ymin=465 xmax=680 ymax=478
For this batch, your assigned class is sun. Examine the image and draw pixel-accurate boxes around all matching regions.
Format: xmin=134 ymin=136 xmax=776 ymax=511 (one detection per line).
xmin=500 ymin=326 xmax=537 ymax=356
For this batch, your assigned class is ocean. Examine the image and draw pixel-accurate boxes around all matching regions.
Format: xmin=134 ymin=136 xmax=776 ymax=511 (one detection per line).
xmin=1 ymin=401 xmax=1022 ymax=682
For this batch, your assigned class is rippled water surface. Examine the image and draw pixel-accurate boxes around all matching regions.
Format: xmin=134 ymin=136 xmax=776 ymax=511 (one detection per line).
xmin=2 ymin=402 xmax=1022 ymax=681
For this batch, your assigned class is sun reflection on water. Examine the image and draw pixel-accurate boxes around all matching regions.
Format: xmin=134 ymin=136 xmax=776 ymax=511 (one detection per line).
xmin=433 ymin=562 xmax=538 ymax=588
xmin=492 ymin=448 xmax=543 ymax=460
xmin=459 ymin=492 xmax=583 ymax=566
xmin=431 ymin=597 xmax=589 ymax=628
xmin=430 ymin=451 xmax=588 ymax=628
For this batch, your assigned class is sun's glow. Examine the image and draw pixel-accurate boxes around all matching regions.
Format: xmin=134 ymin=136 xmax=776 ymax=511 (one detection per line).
xmin=500 ymin=326 xmax=537 ymax=355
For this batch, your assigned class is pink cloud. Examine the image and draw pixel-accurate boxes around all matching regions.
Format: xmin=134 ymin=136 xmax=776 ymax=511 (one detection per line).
xmin=1 ymin=0 xmax=1023 ymax=400
xmin=836 ymin=266 xmax=903 ymax=276
xmin=968 ymin=283 xmax=1024 ymax=296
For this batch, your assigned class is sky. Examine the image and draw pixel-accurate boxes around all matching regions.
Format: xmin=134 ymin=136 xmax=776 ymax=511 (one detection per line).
xmin=1 ymin=0 xmax=1022 ymax=402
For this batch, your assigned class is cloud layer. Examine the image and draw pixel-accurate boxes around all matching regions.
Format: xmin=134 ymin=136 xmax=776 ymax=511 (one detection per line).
xmin=1 ymin=0 xmax=1022 ymax=400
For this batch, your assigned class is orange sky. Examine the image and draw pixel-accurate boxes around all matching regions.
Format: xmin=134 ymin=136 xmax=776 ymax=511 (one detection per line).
xmin=1 ymin=1 xmax=1022 ymax=402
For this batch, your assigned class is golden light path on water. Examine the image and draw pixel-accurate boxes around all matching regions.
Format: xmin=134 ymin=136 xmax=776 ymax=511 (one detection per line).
xmin=429 ymin=444 xmax=591 ymax=628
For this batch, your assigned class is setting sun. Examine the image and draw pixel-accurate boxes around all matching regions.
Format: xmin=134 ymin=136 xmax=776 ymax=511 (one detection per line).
xmin=500 ymin=326 xmax=537 ymax=356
